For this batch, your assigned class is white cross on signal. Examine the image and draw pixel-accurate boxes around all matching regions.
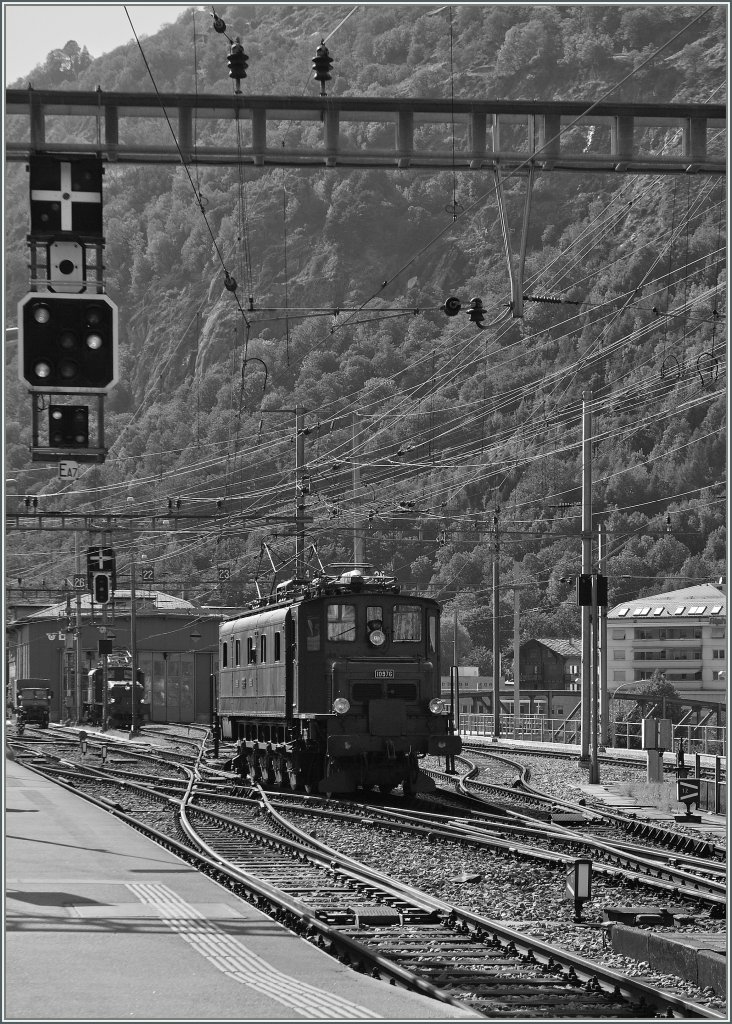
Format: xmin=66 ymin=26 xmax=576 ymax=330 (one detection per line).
xmin=31 ymin=161 xmax=101 ymax=231
xmin=89 ymin=550 xmax=106 ymax=570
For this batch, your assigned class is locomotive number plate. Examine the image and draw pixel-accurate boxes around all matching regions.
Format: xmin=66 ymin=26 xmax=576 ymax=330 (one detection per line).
xmin=374 ymin=669 xmax=394 ymax=678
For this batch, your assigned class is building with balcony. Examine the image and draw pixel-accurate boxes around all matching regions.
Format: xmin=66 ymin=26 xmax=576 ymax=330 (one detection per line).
xmin=607 ymin=583 xmax=726 ymax=704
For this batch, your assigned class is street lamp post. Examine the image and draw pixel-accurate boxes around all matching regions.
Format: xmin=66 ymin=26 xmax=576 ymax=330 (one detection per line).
xmin=608 ymin=681 xmax=639 ymax=748
xmin=191 ymin=627 xmax=218 ymax=757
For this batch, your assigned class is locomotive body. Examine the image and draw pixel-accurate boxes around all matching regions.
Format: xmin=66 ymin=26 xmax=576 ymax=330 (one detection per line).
xmin=218 ymin=570 xmax=461 ymax=793
xmin=84 ymin=650 xmax=147 ymax=729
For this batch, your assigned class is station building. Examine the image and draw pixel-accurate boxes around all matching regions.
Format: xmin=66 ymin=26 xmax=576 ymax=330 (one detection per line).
xmin=6 ymin=590 xmax=226 ymax=724
xmin=607 ymin=583 xmax=727 ymax=704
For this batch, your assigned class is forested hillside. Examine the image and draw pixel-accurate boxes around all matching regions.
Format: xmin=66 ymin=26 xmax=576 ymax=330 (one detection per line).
xmin=5 ymin=5 xmax=726 ymax=670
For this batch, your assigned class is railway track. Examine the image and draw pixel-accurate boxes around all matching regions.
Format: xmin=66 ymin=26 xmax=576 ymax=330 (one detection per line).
xmin=461 ymin=741 xmax=726 ymax=784
xmin=440 ymin=751 xmax=726 ymax=858
xmin=8 ymin=726 xmax=725 ymax=1019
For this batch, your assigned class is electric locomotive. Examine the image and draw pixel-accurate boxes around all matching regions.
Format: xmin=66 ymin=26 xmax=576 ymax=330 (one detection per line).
xmin=218 ymin=568 xmax=460 ymax=793
xmin=84 ymin=649 xmax=148 ymax=729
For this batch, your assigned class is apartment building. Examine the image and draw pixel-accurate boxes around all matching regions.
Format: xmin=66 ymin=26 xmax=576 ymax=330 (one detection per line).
xmin=607 ymin=583 xmax=726 ymax=704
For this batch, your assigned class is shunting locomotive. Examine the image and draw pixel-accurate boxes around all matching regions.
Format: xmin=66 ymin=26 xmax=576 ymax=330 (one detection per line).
xmin=218 ymin=568 xmax=461 ymax=794
xmin=83 ymin=649 xmax=147 ymax=729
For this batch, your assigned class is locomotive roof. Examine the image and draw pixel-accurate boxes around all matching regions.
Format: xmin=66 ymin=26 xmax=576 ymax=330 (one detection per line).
xmin=221 ymin=570 xmax=438 ymax=624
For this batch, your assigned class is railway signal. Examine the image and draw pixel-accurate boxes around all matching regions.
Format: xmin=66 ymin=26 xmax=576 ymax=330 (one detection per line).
xmin=18 ymin=293 xmax=118 ymax=393
xmin=48 ymin=405 xmax=89 ymax=448
xmin=93 ymin=572 xmax=112 ymax=605
xmin=576 ymin=573 xmax=608 ymax=606
xmin=29 ymin=155 xmax=103 ymax=239
xmin=87 ymin=547 xmax=116 ymax=589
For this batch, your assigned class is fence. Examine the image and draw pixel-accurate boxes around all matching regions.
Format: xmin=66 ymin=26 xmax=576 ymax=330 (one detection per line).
xmin=459 ymin=713 xmax=726 ymax=756
xmin=460 ymin=713 xmax=581 ymax=744
xmin=611 ymin=721 xmax=726 ymax=756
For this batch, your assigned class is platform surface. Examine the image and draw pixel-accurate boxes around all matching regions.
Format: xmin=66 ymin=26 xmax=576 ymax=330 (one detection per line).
xmin=5 ymin=757 xmax=480 ymax=1021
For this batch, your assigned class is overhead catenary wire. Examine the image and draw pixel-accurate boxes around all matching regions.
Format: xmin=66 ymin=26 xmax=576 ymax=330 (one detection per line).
xmin=10 ymin=10 xmax=724 ymax=600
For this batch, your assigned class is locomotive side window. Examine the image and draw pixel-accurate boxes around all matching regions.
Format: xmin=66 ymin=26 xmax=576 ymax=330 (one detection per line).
xmin=393 ymin=605 xmax=422 ymax=642
xmin=222 ymin=641 xmax=228 ymax=668
xmin=235 ymin=638 xmax=241 ymax=667
xmin=274 ymin=630 xmax=281 ymax=661
xmin=247 ymin=637 xmax=257 ymax=664
xmin=306 ymin=616 xmax=321 ymax=651
xmin=428 ymin=613 xmax=437 ymax=654
xmin=260 ymin=634 xmax=267 ymax=663
xmin=327 ymin=603 xmax=356 ymax=641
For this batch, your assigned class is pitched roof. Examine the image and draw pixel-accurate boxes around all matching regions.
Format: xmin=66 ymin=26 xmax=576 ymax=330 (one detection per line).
xmin=24 ymin=590 xmax=202 ymax=619
xmin=609 ymin=583 xmax=726 ymax=619
xmin=534 ymin=638 xmax=581 ymax=658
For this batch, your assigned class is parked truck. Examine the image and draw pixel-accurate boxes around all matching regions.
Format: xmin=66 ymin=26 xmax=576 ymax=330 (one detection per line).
xmin=15 ymin=679 xmax=54 ymax=729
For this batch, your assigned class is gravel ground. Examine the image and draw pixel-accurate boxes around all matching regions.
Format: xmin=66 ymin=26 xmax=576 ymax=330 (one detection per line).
xmin=282 ymin=807 xmax=726 ymax=1014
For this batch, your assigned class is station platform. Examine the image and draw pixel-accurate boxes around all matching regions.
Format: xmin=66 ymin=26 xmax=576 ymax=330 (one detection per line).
xmin=4 ymin=756 xmax=480 ymax=1021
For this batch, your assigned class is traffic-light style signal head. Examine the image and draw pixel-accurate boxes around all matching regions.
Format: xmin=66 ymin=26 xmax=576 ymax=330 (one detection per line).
xmin=93 ymin=572 xmax=111 ymax=604
xmin=18 ymin=293 xmax=118 ymax=393
xmin=576 ymin=574 xmax=593 ymax=606
xmin=227 ymin=38 xmax=248 ymax=91
xmin=49 ymin=405 xmax=89 ymax=448
xmin=312 ymin=40 xmax=333 ymax=94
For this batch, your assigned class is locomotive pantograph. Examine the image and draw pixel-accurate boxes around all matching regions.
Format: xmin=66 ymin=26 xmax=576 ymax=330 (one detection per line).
xmin=218 ymin=568 xmax=461 ymax=794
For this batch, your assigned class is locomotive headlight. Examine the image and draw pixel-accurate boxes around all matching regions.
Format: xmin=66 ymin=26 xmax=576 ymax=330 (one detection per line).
xmin=332 ymin=697 xmax=350 ymax=715
xmin=108 ymin=698 xmax=116 ymax=704
xmin=429 ymin=698 xmax=445 ymax=715
xmin=367 ymin=628 xmax=386 ymax=647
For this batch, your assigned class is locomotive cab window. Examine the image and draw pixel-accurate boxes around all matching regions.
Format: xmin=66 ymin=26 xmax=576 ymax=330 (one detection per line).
xmin=393 ymin=605 xmax=422 ymax=642
xmin=327 ymin=603 xmax=356 ymax=642
xmin=428 ymin=613 xmax=437 ymax=654
xmin=260 ymin=634 xmax=267 ymax=663
xmin=234 ymin=639 xmax=241 ymax=667
xmin=247 ymin=637 xmax=257 ymax=664
xmin=367 ymin=605 xmax=386 ymax=647
xmin=306 ymin=616 xmax=321 ymax=651
xmin=274 ymin=630 xmax=281 ymax=661
xmin=221 ymin=642 xmax=228 ymax=668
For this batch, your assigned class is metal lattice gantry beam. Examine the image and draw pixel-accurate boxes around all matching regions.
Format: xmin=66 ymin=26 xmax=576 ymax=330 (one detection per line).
xmin=5 ymin=88 xmax=726 ymax=174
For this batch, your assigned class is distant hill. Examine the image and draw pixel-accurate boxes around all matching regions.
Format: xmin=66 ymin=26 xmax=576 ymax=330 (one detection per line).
xmin=5 ymin=4 xmax=726 ymax=670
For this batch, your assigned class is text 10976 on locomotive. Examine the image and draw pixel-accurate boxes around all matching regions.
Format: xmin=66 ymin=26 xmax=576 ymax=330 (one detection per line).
xmin=218 ymin=569 xmax=461 ymax=793
xmin=84 ymin=649 xmax=148 ymax=730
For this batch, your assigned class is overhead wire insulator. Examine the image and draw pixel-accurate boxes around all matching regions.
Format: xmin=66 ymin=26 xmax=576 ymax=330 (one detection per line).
xmin=224 ymin=272 xmax=238 ymax=292
xmin=523 ymin=294 xmax=581 ymax=306
xmin=311 ymin=39 xmax=334 ymax=96
xmin=467 ymin=296 xmax=485 ymax=329
xmin=212 ymin=13 xmax=227 ymax=34
xmin=442 ymin=296 xmax=461 ymax=317
xmin=227 ymin=37 xmax=249 ymax=93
